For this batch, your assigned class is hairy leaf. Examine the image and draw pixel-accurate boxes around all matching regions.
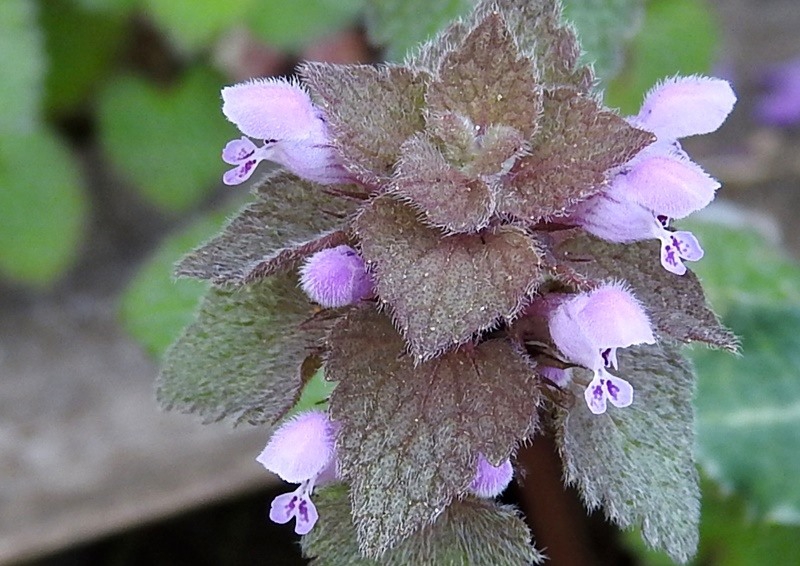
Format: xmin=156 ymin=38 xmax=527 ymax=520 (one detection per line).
xmin=176 ymin=173 xmax=356 ymax=284
xmin=392 ymin=134 xmax=494 ymax=232
xmin=426 ymin=12 xmax=542 ymax=138
xmin=326 ymin=308 xmax=541 ymax=556
xmin=496 ymin=88 xmax=653 ymax=222
xmin=302 ymin=484 xmax=543 ymax=565
xmin=301 ymin=63 xmax=427 ymax=188
xmin=555 ymin=232 xmax=737 ymax=351
xmin=694 ymin=304 xmax=800 ymax=524
xmin=158 ymin=273 xmax=324 ymax=426
xmin=356 ymin=196 xmax=544 ymax=358
xmin=555 ymin=344 xmax=700 ymax=563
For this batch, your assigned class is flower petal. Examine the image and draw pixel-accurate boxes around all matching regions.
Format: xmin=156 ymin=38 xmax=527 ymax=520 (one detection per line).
xmin=613 ymin=154 xmax=719 ymax=219
xmin=672 ymin=230 xmax=704 ymax=262
xmin=268 ymin=138 xmax=351 ymax=185
xmin=636 ymin=75 xmax=736 ymax=139
xmin=299 ymin=245 xmax=373 ymax=308
xmin=584 ymin=374 xmax=608 ymax=415
xmin=256 ymin=410 xmax=336 ymax=483
xmin=570 ymin=192 xmax=662 ymax=244
xmin=269 ymin=490 xmax=300 ymax=525
xmin=222 ymin=136 xmax=257 ymax=164
xmin=604 ymin=373 xmax=634 ymax=408
xmin=221 ymin=77 xmax=321 ymax=141
xmin=576 ymin=283 xmax=655 ymax=350
xmin=660 ymin=237 xmax=687 ymax=275
xmin=294 ymin=494 xmax=319 ymax=535
xmin=470 ymin=454 xmax=514 ymax=498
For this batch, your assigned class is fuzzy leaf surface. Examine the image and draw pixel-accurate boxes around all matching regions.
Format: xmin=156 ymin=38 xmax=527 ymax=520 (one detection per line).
xmin=426 ymin=12 xmax=542 ymax=138
xmin=302 ymin=63 xmax=426 ymax=187
xmin=496 ymin=88 xmax=653 ymax=222
xmin=414 ymin=0 xmax=593 ymax=90
xmin=302 ymin=484 xmax=543 ymax=565
xmin=176 ymin=174 xmax=356 ymax=284
xmin=555 ymin=344 xmax=700 ymax=563
xmin=393 ymin=134 xmax=494 ymax=232
xmin=326 ymin=307 xmax=541 ymax=556
xmin=356 ymin=196 xmax=543 ymax=358
xmin=158 ymin=273 xmax=321 ymax=426
xmin=556 ymin=232 xmax=736 ymax=351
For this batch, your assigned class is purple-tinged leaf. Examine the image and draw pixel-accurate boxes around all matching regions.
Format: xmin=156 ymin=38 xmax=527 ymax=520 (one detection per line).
xmin=356 ymin=196 xmax=544 ymax=358
xmin=325 ymin=308 xmax=542 ymax=556
xmin=158 ymin=273 xmax=326 ymax=426
xmin=176 ymin=173 xmax=357 ymax=285
xmin=301 ymin=63 xmax=427 ymax=188
xmin=426 ymin=12 xmax=543 ymax=138
xmin=555 ymin=232 xmax=737 ymax=351
xmin=554 ymin=344 xmax=700 ymax=563
xmin=392 ymin=134 xmax=494 ymax=233
xmin=496 ymin=88 xmax=654 ymax=223
xmin=302 ymin=485 xmax=543 ymax=565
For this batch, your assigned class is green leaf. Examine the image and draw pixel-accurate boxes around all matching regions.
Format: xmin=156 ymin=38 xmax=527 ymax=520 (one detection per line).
xmin=73 ymin=0 xmax=137 ymax=15
xmin=142 ymin=0 xmax=253 ymax=52
xmin=605 ymin=0 xmax=718 ymax=115
xmin=325 ymin=307 xmax=542 ymax=556
xmin=249 ymin=0 xmax=365 ymax=52
xmin=681 ymin=220 xmax=800 ymax=316
xmin=301 ymin=62 xmax=427 ymax=188
xmin=158 ymin=272 xmax=324 ymax=425
xmin=98 ymin=68 xmax=232 ymax=212
xmin=176 ymin=173 xmax=358 ymax=285
xmin=285 ymin=367 xmax=337 ymax=417
xmin=555 ymin=344 xmax=700 ymax=563
xmin=555 ymin=232 xmax=737 ymax=351
xmin=495 ymin=88 xmax=653 ymax=222
xmin=693 ymin=303 xmax=800 ymax=524
xmin=119 ymin=199 xmax=246 ymax=358
xmin=0 ymin=130 xmax=87 ymax=285
xmin=0 ymin=0 xmax=44 ymax=134
xmin=627 ymin=481 xmax=800 ymax=566
xmin=561 ymin=0 xmax=645 ymax=84
xmin=302 ymin=485 xmax=543 ymax=565
xmin=365 ymin=0 xmax=473 ymax=62
xmin=355 ymin=196 xmax=544 ymax=359
xmin=41 ymin=0 xmax=125 ymax=114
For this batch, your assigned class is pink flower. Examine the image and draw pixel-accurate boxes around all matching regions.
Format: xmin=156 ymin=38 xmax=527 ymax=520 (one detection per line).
xmin=220 ymin=77 xmax=350 ymax=185
xmin=469 ymin=454 xmax=514 ymax=498
xmin=257 ymin=410 xmax=337 ymax=535
xmin=299 ymin=245 xmax=373 ymax=308
xmin=548 ymin=284 xmax=655 ymax=414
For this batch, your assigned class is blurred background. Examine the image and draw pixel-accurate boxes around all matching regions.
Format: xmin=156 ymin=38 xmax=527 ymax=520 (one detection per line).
xmin=1 ymin=0 xmax=799 ymax=564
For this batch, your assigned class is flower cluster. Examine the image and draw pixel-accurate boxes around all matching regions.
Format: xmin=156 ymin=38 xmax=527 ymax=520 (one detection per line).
xmin=166 ymin=0 xmax=739 ymax=559
xmin=571 ymin=76 xmax=735 ymax=275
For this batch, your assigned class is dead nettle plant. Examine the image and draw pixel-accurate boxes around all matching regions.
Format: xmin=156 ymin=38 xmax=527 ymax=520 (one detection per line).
xmin=159 ymin=0 xmax=738 ymax=563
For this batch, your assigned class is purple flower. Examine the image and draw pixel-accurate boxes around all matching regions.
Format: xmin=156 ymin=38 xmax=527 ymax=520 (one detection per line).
xmin=548 ymin=284 xmax=655 ymax=414
xmin=572 ymin=76 xmax=733 ymax=274
xmin=756 ymin=57 xmax=800 ymax=127
xmin=571 ymin=190 xmax=704 ymax=276
xmin=257 ymin=410 xmax=337 ymax=534
xmin=221 ymin=77 xmax=350 ymax=185
xmin=469 ymin=454 xmax=514 ymax=498
xmin=299 ymin=245 xmax=373 ymax=307
xmin=632 ymin=75 xmax=736 ymax=141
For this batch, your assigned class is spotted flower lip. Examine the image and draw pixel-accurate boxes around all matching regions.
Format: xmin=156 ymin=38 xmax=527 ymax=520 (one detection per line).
xmin=257 ymin=410 xmax=338 ymax=534
xmin=220 ymin=77 xmax=350 ymax=185
xmin=547 ymin=284 xmax=655 ymax=414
